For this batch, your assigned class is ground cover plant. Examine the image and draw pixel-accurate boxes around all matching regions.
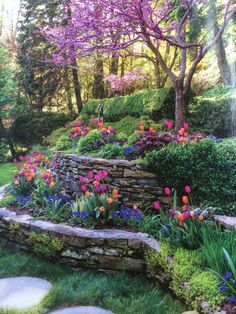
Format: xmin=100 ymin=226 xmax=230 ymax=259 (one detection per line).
xmin=0 ymin=245 xmax=186 ymax=314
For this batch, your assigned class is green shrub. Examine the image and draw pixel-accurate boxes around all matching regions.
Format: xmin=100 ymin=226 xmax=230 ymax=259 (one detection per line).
xmin=143 ymin=139 xmax=236 ymax=215
xmin=0 ymin=194 xmax=15 ymax=207
xmin=82 ymin=88 xmax=175 ymax=122
xmin=187 ymin=271 xmax=225 ymax=311
xmin=12 ymin=112 xmax=76 ymax=147
xmin=54 ymin=135 xmax=72 ymax=151
xmin=77 ymin=130 xmax=102 ymax=155
xmin=99 ymin=144 xmax=124 ymax=159
xmin=188 ymin=87 xmax=236 ymax=137
xmin=46 ymin=127 xmax=71 ymax=147
xmin=0 ymin=139 xmax=9 ymax=162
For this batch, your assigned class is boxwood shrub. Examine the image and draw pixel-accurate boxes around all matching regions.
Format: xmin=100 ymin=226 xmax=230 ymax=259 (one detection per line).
xmin=82 ymin=88 xmax=176 ymax=122
xmin=188 ymin=87 xmax=236 ymax=137
xmin=143 ymin=139 xmax=236 ymax=215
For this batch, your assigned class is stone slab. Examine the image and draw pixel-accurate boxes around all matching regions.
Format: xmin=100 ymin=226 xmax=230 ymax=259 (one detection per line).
xmin=48 ymin=306 xmax=114 ymax=314
xmin=0 ymin=277 xmax=52 ymax=309
xmin=214 ymin=215 xmax=236 ymax=230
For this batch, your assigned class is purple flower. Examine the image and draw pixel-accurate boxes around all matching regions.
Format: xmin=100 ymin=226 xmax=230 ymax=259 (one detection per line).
xmin=228 ymin=295 xmax=236 ymax=304
xmin=223 ymin=272 xmax=233 ymax=281
xmin=220 ymin=286 xmax=228 ymax=293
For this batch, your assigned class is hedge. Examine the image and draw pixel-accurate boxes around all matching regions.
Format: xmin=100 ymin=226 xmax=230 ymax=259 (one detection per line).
xmin=12 ymin=112 xmax=76 ymax=147
xmin=143 ymin=139 xmax=236 ymax=215
xmin=81 ymin=88 xmax=176 ymax=122
xmin=188 ymin=87 xmax=236 ymax=137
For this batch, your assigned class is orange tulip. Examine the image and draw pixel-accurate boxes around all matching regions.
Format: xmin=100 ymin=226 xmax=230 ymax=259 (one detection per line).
xmin=50 ymin=181 xmax=56 ymax=188
xmin=198 ymin=215 xmax=204 ymax=221
xmin=85 ymin=191 xmax=91 ymax=198
xmin=182 ymin=196 xmax=189 ymax=204
xmin=178 ymin=213 xmax=185 ymax=221
xmin=139 ymin=125 xmax=145 ymax=131
xmin=107 ymin=198 xmax=113 ymax=205
xmin=113 ymin=189 xmax=119 ymax=200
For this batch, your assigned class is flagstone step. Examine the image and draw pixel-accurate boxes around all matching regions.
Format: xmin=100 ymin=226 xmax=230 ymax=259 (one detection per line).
xmin=0 ymin=277 xmax=52 ymax=309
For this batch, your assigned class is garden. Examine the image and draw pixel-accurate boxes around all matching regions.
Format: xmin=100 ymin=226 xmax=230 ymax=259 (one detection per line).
xmin=0 ymin=0 xmax=236 ymax=314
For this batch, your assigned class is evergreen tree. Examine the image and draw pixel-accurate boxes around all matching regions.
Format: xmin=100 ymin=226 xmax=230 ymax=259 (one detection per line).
xmin=17 ymin=0 xmax=73 ymax=112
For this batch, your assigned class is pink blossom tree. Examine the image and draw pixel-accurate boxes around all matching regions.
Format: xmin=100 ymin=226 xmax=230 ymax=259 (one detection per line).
xmin=104 ymin=67 xmax=149 ymax=95
xmin=44 ymin=0 xmax=236 ymax=129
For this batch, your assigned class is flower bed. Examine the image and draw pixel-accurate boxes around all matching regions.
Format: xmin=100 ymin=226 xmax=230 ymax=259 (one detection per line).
xmin=0 ymin=208 xmax=232 ymax=314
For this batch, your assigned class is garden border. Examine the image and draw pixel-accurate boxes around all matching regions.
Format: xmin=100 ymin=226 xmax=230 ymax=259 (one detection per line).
xmin=0 ymin=208 xmax=225 ymax=314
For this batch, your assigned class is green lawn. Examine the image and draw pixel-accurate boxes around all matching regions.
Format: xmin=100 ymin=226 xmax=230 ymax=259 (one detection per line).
xmin=0 ymin=163 xmax=16 ymax=186
xmin=0 ymin=245 xmax=186 ymax=314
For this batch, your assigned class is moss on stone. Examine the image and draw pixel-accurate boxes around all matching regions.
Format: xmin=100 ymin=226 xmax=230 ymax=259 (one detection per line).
xmin=28 ymin=231 xmax=64 ymax=257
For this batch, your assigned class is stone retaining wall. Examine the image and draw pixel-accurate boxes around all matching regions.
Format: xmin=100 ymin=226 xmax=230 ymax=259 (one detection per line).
xmin=0 ymin=208 xmax=225 ymax=313
xmin=0 ymin=208 xmax=160 ymax=272
xmin=53 ymin=153 xmax=165 ymax=205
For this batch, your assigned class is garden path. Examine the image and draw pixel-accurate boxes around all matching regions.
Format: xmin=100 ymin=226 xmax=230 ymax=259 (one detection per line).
xmin=49 ymin=306 xmax=114 ymax=314
xmin=0 ymin=277 xmax=52 ymax=309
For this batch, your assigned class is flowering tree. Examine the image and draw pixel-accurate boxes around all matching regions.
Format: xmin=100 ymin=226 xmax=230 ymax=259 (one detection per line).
xmin=44 ymin=0 xmax=236 ymax=129
xmin=104 ymin=68 xmax=149 ymax=95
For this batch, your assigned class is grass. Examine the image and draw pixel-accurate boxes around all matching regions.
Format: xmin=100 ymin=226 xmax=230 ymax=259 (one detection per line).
xmin=0 ymin=245 xmax=186 ymax=314
xmin=0 ymin=163 xmax=16 ymax=186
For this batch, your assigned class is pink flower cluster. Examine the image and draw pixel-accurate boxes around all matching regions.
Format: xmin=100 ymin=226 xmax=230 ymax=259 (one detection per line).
xmin=104 ymin=68 xmax=149 ymax=93
xmin=79 ymin=170 xmax=109 ymax=193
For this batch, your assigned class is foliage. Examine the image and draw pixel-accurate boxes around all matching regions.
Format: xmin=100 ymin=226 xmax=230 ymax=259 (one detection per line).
xmin=46 ymin=126 xmax=71 ymax=147
xmin=132 ymin=215 xmax=160 ymax=239
xmin=28 ymin=231 xmax=64 ymax=257
xmin=216 ymin=249 xmax=236 ymax=305
xmin=0 ymin=139 xmax=10 ymax=162
xmin=12 ymin=112 xmax=75 ymax=147
xmin=146 ymin=246 xmax=224 ymax=312
xmin=77 ymin=130 xmax=103 ymax=155
xmin=188 ymin=87 xmax=236 ymax=137
xmin=55 ymin=135 xmax=73 ymax=151
xmin=143 ymin=139 xmax=236 ymax=215
xmin=99 ymin=144 xmax=125 ymax=159
xmin=201 ymin=224 xmax=236 ymax=275
xmin=0 ymin=194 xmax=15 ymax=208
xmin=82 ymin=89 xmax=176 ymax=122
xmin=17 ymin=0 xmax=68 ymax=112
xmin=187 ymin=271 xmax=225 ymax=311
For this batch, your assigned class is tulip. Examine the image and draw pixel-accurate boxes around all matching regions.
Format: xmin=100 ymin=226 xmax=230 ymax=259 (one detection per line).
xmin=107 ymin=198 xmax=113 ymax=205
xmin=198 ymin=215 xmax=204 ymax=221
xmin=153 ymin=201 xmax=161 ymax=210
xmin=164 ymin=187 xmax=171 ymax=196
xmin=182 ymin=196 xmax=189 ymax=204
xmin=185 ymin=185 xmax=191 ymax=193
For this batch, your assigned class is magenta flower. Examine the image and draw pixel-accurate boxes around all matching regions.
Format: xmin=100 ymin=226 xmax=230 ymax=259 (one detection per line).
xmin=185 ymin=185 xmax=192 ymax=193
xmin=153 ymin=201 xmax=160 ymax=210
xmin=169 ymin=208 xmax=175 ymax=217
xmin=164 ymin=187 xmax=171 ymax=196
xmin=79 ymin=176 xmax=89 ymax=184
xmin=87 ymin=171 xmax=94 ymax=180
xmin=183 ymin=122 xmax=189 ymax=131
xmin=81 ymin=185 xmax=87 ymax=192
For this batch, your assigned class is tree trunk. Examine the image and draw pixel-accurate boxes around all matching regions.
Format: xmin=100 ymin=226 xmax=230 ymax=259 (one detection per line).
xmin=215 ymin=34 xmax=231 ymax=85
xmin=175 ymin=86 xmax=187 ymax=131
xmin=65 ymin=70 xmax=73 ymax=114
xmin=93 ymin=57 xmax=105 ymax=99
xmin=72 ymin=60 xmax=83 ymax=113
xmin=110 ymin=54 xmax=119 ymax=75
xmin=211 ymin=0 xmax=231 ymax=85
